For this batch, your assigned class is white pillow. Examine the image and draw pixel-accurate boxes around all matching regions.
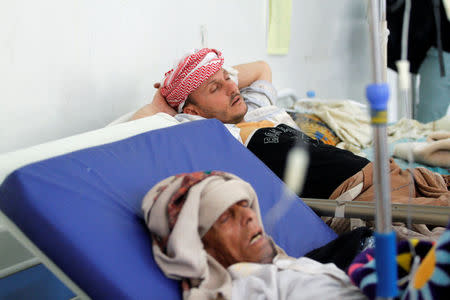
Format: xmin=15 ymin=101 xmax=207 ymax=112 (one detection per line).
xmin=106 ymin=110 xmax=137 ymax=127
xmin=0 ymin=113 xmax=179 ymax=183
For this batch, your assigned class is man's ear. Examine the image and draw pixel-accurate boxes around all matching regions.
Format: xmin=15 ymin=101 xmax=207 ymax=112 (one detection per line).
xmin=182 ymin=104 xmax=199 ymax=116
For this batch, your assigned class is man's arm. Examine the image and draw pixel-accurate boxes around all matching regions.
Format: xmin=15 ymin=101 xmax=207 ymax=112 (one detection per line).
xmin=232 ymin=61 xmax=272 ymax=89
xmin=130 ymin=87 xmax=177 ymax=121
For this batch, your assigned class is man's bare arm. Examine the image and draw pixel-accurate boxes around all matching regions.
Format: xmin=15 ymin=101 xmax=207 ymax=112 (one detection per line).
xmin=131 ymin=88 xmax=177 ymax=121
xmin=232 ymin=61 xmax=272 ymax=89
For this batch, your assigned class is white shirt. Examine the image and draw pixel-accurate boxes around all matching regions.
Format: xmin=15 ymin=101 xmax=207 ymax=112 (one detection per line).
xmin=229 ymin=256 xmax=367 ymax=300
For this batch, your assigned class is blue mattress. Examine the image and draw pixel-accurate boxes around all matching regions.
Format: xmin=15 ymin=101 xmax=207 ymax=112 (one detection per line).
xmin=0 ymin=119 xmax=336 ymax=299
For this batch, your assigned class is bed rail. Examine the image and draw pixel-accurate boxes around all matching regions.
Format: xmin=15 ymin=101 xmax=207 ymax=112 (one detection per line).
xmin=302 ymin=198 xmax=450 ymax=226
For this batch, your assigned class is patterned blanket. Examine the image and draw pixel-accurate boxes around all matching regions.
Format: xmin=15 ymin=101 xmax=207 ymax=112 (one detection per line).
xmin=348 ymin=222 xmax=450 ymax=299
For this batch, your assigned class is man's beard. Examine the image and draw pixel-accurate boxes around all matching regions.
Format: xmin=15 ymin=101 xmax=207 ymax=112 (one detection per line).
xmin=228 ymin=106 xmax=247 ymax=124
xmin=228 ymin=94 xmax=248 ymax=124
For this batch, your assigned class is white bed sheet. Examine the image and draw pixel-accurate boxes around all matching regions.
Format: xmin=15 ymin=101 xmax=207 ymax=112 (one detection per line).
xmin=0 ymin=113 xmax=179 ymax=184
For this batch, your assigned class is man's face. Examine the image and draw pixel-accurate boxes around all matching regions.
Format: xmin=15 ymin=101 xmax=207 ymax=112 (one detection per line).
xmin=202 ymin=200 xmax=276 ymax=268
xmin=184 ymin=69 xmax=248 ymax=124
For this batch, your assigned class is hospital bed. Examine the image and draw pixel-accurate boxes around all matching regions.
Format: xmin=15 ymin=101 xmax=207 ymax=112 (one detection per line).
xmin=1 ymin=112 xmax=448 ymax=299
xmin=0 ymin=115 xmax=337 ymax=299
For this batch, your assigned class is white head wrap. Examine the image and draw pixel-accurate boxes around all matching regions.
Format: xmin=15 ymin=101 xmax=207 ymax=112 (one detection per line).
xmin=141 ymin=171 xmax=265 ymax=300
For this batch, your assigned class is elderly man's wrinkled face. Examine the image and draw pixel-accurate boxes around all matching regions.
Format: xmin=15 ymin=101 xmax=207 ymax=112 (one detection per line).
xmin=183 ymin=69 xmax=248 ymax=124
xmin=202 ymin=200 xmax=276 ymax=268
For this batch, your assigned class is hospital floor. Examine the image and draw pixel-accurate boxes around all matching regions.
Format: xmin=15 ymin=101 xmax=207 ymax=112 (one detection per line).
xmin=0 ymin=264 xmax=75 ymax=300
xmin=0 ymin=229 xmax=74 ymax=300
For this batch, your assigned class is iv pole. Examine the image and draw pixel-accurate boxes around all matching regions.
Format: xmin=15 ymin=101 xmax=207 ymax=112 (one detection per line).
xmin=367 ymin=0 xmax=398 ymax=299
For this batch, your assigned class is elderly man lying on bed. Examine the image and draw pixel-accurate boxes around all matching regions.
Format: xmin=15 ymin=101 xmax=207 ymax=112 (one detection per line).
xmin=133 ymin=48 xmax=449 ymax=207
xmin=142 ymin=171 xmax=367 ymax=300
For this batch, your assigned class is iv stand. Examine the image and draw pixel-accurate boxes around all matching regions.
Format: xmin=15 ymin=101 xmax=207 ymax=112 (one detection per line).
xmin=367 ymin=0 xmax=398 ymax=299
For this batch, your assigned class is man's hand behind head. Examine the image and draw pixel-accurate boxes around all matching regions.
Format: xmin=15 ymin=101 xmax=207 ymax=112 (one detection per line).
xmin=151 ymin=88 xmax=177 ymax=116
xmin=130 ymin=87 xmax=177 ymax=120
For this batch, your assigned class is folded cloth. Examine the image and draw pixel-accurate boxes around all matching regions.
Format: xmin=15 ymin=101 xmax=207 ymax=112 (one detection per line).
xmin=393 ymin=134 xmax=450 ymax=168
xmin=347 ymin=222 xmax=450 ymax=300
xmin=387 ymin=118 xmax=434 ymax=142
xmin=387 ymin=116 xmax=450 ymax=144
xmin=427 ymin=131 xmax=450 ymax=142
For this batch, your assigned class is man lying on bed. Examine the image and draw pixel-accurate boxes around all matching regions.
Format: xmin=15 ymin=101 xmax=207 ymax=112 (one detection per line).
xmin=132 ymin=48 xmax=449 ymax=206
xmin=141 ymin=171 xmax=367 ymax=300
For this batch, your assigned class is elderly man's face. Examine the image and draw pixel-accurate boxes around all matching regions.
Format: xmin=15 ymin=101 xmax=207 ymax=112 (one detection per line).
xmin=202 ymin=200 xmax=276 ymax=268
xmin=183 ymin=69 xmax=248 ymax=124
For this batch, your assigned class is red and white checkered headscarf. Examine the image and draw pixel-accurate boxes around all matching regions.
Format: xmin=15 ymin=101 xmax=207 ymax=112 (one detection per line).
xmin=160 ymin=48 xmax=224 ymax=112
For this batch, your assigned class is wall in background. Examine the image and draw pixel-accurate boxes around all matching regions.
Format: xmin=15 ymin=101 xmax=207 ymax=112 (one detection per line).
xmin=0 ymin=0 xmax=372 ymax=153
